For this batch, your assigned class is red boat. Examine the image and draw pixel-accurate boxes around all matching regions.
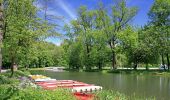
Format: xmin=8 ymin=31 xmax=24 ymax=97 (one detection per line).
xmin=29 ymin=75 xmax=102 ymax=100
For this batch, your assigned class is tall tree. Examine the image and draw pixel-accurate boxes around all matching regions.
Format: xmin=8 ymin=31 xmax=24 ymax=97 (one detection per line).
xmin=96 ymin=0 xmax=137 ymax=69
xmin=75 ymin=6 xmax=96 ymax=70
xmin=0 ymin=0 xmax=3 ymax=72
xmin=3 ymin=0 xmax=54 ymax=76
xmin=148 ymin=0 xmax=170 ymax=70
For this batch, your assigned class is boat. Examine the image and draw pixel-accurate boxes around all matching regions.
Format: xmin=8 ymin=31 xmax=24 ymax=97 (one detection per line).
xmin=29 ymin=75 xmax=102 ymax=100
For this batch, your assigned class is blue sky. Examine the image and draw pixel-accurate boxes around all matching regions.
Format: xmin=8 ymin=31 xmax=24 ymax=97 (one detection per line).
xmin=37 ymin=0 xmax=154 ymax=45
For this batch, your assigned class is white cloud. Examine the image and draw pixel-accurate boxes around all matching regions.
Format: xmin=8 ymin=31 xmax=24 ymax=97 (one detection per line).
xmin=35 ymin=0 xmax=77 ymax=21
xmin=47 ymin=9 xmax=61 ymax=17
xmin=55 ymin=0 xmax=77 ymax=20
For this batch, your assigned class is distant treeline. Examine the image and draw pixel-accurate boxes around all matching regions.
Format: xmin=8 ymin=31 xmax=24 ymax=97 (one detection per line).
xmin=61 ymin=0 xmax=170 ymax=70
xmin=0 ymin=0 xmax=170 ymax=74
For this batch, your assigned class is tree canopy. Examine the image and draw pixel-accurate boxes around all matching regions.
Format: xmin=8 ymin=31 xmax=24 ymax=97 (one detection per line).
xmin=0 ymin=0 xmax=169 ymax=73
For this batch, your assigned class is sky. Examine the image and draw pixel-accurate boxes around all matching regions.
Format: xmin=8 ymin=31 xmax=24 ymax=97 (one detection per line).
xmin=37 ymin=0 xmax=155 ymax=45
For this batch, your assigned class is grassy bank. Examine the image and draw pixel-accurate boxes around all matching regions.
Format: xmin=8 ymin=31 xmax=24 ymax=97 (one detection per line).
xmin=0 ymin=85 xmax=76 ymax=100
xmin=0 ymin=70 xmax=76 ymax=100
xmin=64 ymin=68 xmax=170 ymax=76
xmin=95 ymin=90 xmax=155 ymax=100
xmin=107 ymin=69 xmax=170 ymax=76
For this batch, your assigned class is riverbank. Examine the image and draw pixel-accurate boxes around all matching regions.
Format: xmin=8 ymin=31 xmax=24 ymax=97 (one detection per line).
xmin=29 ymin=67 xmax=65 ymax=72
xmin=63 ymin=68 xmax=170 ymax=76
xmin=0 ymin=70 xmax=156 ymax=100
xmin=0 ymin=70 xmax=76 ymax=100
xmin=29 ymin=67 xmax=170 ymax=77
xmin=107 ymin=70 xmax=170 ymax=79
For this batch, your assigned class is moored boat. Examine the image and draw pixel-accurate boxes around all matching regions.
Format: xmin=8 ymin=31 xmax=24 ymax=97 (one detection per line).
xmin=29 ymin=75 xmax=102 ymax=100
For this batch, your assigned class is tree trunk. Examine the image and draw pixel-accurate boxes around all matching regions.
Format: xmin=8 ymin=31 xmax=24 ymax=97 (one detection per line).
xmin=133 ymin=59 xmax=137 ymax=70
xmin=86 ymin=44 xmax=91 ymax=70
xmin=10 ymin=62 xmax=18 ymax=77
xmin=10 ymin=57 xmax=15 ymax=77
xmin=0 ymin=47 xmax=1 ymax=73
xmin=10 ymin=63 xmax=14 ymax=77
xmin=112 ymin=51 xmax=116 ymax=69
xmin=161 ymin=54 xmax=165 ymax=70
xmin=133 ymin=63 xmax=137 ymax=70
xmin=145 ymin=63 xmax=149 ymax=70
xmin=38 ymin=58 xmax=41 ymax=68
xmin=108 ymin=40 xmax=116 ymax=70
xmin=98 ymin=62 xmax=102 ymax=70
xmin=166 ymin=54 xmax=169 ymax=70
xmin=0 ymin=1 xmax=3 ymax=73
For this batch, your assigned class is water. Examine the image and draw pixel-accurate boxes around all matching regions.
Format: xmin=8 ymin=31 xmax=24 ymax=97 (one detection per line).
xmin=31 ymin=70 xmax=170 ymax=100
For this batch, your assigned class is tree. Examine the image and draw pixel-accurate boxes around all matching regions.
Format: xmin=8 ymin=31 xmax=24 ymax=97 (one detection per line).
xmin=90 ymin=30 xmax=110 ymax=70
xmin=148 ymin=0 xmax=170 ymax=70
xmin=76 ymin=6 xmax=97 ymax=70
xmin=62 ymin=1 xmax=138 ymax=70
xmin=64 ymin=7 xmax=97 ymax=70
xmin=118 ymin=26 xmax=138 ymax=69
xmin=2 ymin=0 xmax=55 ymax=76
xmin=3 ymin=0 xmax=36 ymax=75
xmin=96 ymin=0 xmax=137 ymax=69
xmin=0 ymin=0 xmax=3 ymax=72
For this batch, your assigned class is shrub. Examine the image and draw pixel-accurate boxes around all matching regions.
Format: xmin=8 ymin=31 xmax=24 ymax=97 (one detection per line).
xmin=0 ymin=84 xmax=19 ymax=100
xmin=94 ymin=90 xmax=155 ymax=100
xmin=94 ymin=90 xmax=127 ymax=100
xmin=0 ymin=85 xmax=76 ymax=100
xmin=14 ymin=70 xmax=31 ymax=77
xmin=0 ymin=75 xmax=19 ymax=84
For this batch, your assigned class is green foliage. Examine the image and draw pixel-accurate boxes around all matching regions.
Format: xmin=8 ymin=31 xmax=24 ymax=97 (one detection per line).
xmin=68 ymin=42 xmax=83 ymax=69
xmin=0 ymin=75 xmax=19 ymax=84
xmin=95 ymin=90 xmax=127 ymax=100
xmin=1 ymin=0 xmax=169 ymax=71
xmin=14 ymin=70 xmax=30 ymax=77
xmin=146 ymin=0 xmax=170 ymax=69
xmin=0 ymin=85 xmax=76 ymax=100
xmin=95 ymin=90 xmax=155 ymax=100
xmin=63 ymin=0 xmax=138 ymax=70
xmin=2 ymin=0 xmax=59 ymax=70
xmin=149 ymin=0 xmax=170 ymax=26
xmin=61 ymin=0 xmax=169 ymax=70
xmin=28 ymin=41 xmax=66 ymax=68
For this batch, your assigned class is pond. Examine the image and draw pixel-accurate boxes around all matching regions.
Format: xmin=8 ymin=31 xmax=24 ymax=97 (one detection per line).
xmin=31 ymin=70 xmax=170 ymax=100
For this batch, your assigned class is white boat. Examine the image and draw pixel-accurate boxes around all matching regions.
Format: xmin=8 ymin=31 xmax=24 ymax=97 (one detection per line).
xmin=34 ymin=78 xmax=56 ymax=82
xmin=71 ymin=86 xmax=103 ymax=93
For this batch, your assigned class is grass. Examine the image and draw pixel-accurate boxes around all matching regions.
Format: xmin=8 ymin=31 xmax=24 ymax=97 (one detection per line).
xmin=95 ymin=90 xmax=156 ymax=100
xmin=0 ymin=85 xmax=76 ymax=100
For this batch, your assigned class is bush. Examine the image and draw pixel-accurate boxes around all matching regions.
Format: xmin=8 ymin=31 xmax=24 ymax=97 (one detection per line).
xmin=17 ymin=88 xmax=76 ymax=100
xmin=14 ymin=70 xmax=31 ymax=77
xmin=94 ymin=90 xmax=155 ymax=100
xmin=0 ymin=85 xmax=76 ymax=100
xmin=94 ymin=90 xmax=127 ymax=100
xmin=0 ymin=75 xmax=19 ymax=84
xmin=0 ymin=84 xmax=19 ymax=100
